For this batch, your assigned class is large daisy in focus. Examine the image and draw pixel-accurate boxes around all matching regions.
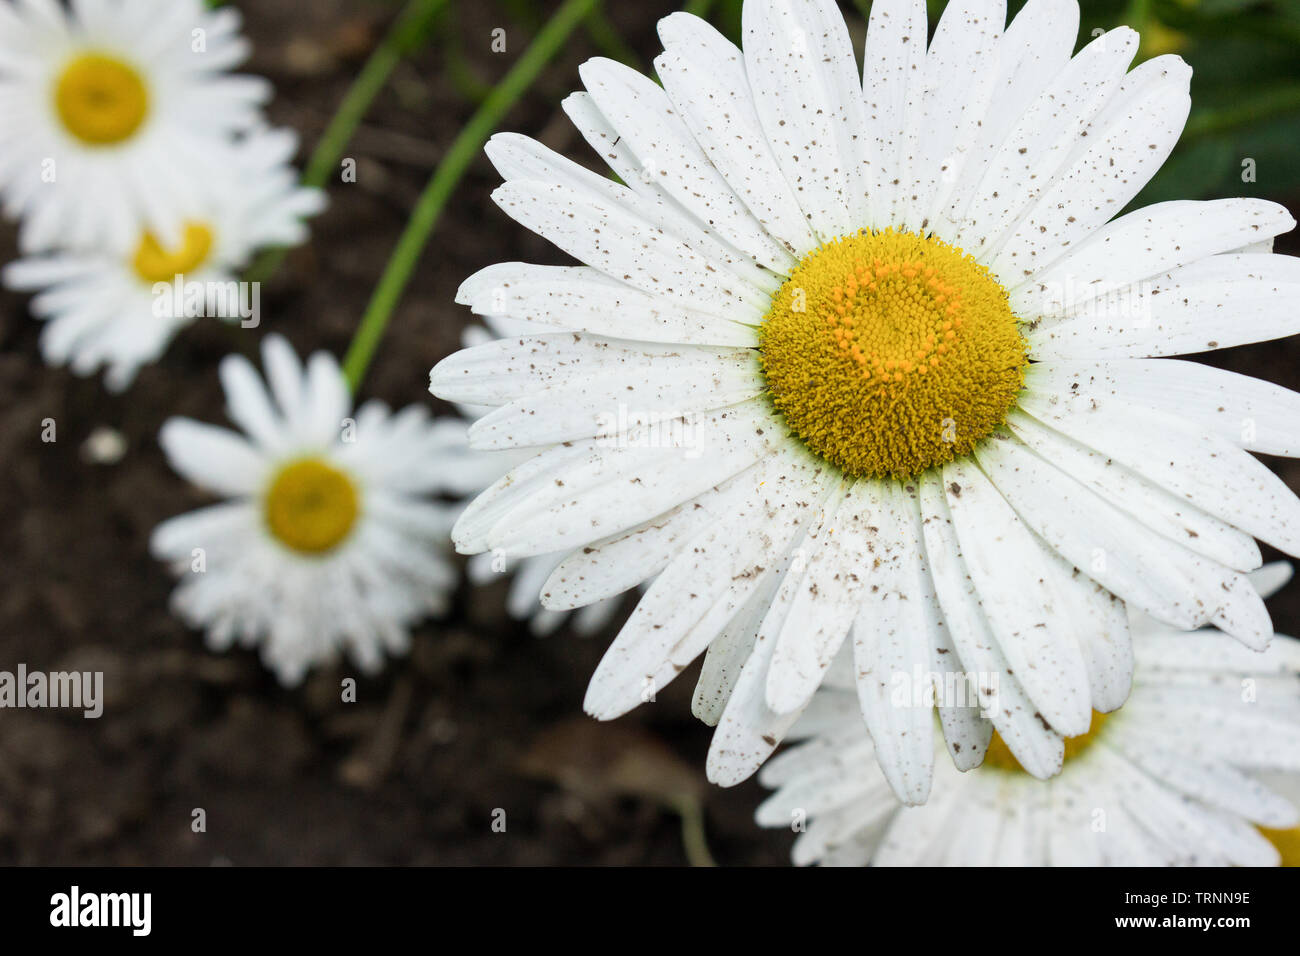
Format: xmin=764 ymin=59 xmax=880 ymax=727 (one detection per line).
xmin=3 ymin=127 xmax=324 ymax=391
xmin=756 ymin=565 xmax=1300 ymax=866
xmin=430 ymin=0 xmax=1300 ymax=803
xmin=153 ymin=335 xmax=470 ymax=685
xmin=0 ymin=0 xmax=269 ymax=252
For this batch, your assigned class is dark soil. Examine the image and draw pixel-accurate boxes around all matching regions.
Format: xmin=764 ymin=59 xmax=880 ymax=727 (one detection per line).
xmin=0 ymin=0 xmax=1296 ymax=866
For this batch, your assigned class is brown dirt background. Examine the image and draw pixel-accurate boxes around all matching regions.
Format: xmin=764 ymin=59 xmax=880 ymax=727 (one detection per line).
xmin=0 ymin=0 xmax=1297 ymax=865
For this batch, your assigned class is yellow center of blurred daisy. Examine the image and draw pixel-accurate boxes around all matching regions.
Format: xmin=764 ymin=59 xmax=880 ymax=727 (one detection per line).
xmin=983 ymin=711 xmax=1112 ymax=772
xmin=132 ymin=223 xmax=214 ymax=284
xmin=264 ymin=459 xmax=359 ymax=555
xmin=759 ymin=230 xmax=1027 ymax=479
xmin=54 ymin=52 xmax=149 ymax=146
xmin=1259 ymin=826 xmax=1300 ymax=866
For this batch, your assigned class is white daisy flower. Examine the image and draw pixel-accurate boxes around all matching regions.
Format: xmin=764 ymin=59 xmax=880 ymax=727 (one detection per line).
xmin=430 ymin=0 xmax=1300 ymax=804
xmin=3 ymin=126 xmax=323 ymax=391
xmin=152 ymin=334 xmax=470 ymax=686
xmin=755 ymin=565 xmax=1300 ymax=867
xmin=0 ymin=0 xmax=270 ymax=252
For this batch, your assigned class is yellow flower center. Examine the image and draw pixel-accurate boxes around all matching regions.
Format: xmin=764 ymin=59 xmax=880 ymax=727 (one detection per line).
xmin=983 ymin=711 xmax=1112 ymax=772
xmin=1260 ymin=826 xmax=1300 ymax=866
xmin=54 ymin=52 xmax=149 ymax=146
xmin=132 ymin=223 xmax=214 ymax=284
xmin=264 ymin=459 xmax=359 ymax=555
xmin=759 ymin=229 xmax=1027 ymax=479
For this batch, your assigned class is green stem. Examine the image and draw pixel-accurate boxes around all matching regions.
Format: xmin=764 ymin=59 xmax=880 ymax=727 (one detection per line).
xmin=340 ymin=0 xmax=599 ymax=393
xmin=440 ymin=1 xmax=491 ymax=104
xmin=673 ymin=796 xmax=716 ymax=868
xmin=445 ymin=40 xmax=492 ymax=104
xmin=683 ymin=0 xmax=716 ymax=18
xmin=245 ymin=0 xmax=447 ymax=284
xmin=301 ymin=0 xmax=446 ymax=188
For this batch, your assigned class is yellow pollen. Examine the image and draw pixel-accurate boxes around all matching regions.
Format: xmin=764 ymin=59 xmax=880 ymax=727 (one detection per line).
xmin=132 ymin=223 xmax=214 ymax=284
xmin=1259 ymin=825 xmax=1300 ymax=866
xmin=983 ymin=711 xmax=1113 ymax=773
xmin=54 ymin=52 xmax=149 ymax=146
xmin=264 ymin=458 xmax=359 ymax=555
xmin=759 ymin=229 xmax=1028 ymax=479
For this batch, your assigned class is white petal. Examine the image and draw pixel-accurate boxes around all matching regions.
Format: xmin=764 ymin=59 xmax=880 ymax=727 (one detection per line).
xmin=455 ymin=262 xmax=758 ymax=347
xmin=150 ymin=500 xmax=252 ymax=559
xmin=584 ymin=448 xmax=832 ymax=720
xmin=861 ymin=0 xmax=930 ymax=228
xmin=158 ymin=418 xmax=265 ymax=495
xmin=1026 ymin=253 xmax=1300 ymax=359
xmin=850 ymin=480 xmax=937 ymax=805
xmin=481 ymin=403 xmax=785 ymax=558
xmin=917 ymin=475 xmax=1065 ymax=778
xmin=871 ymin=763 xmax=967 ymax=864
xmin=260 ymin=333 xmax=305 ymax=421
xmin=951 ymin=27 xmax=1138 ymax=255
xmin=764 ymin=480 xmax=873 ymax=714
xmin=1011 ymin=198 xmax=1296 ymax=315
xmin=656 ymin=13 xmax=818 ymax=257
xmin=486 ymin=130 xmax=779 ymax=294
xmin=1028 ymin=358 xmax=1300 ymax=458
xmin=742 ymin=0 xmax=871 ymax=240
xmin=952 ymin=0 xmax=1080 ymax=190
xmin=976 ymin=431 xmax=1225 ymax=629
xmin=1134 ymin=630 xmax=1300 ymax=677
xmin=941 ymin=458 xmax=1092 ymax=736
xmin=451 ymin=440 xmax=595 ymax=553
xmin=1044 ymin=776 xmax=1104 ymax=866
xmin=707 ymin=628 xmax=856 ymax=787
xmin=430 ymin=332 xmax=755 ymax=407
xmin=691 ymin=577 xmax=773 ymax=726
xmin=219 ymin=352 xmax=285 ymax=452
xmin=988 ymin=56 xmax=1190 ymax=285
xmin=1042 ymin=543 xmax=1134 ymax=713
xmin=579 ymin=57 xmax=795 ymax=273
xmin=1107 ymin=739 xmax=1298 ymax=828
xmin=466 ymin=353 xmax=763 ymax=450
xmin=491 ymin=181 xmax=769 ymax=321
xmin=1248 ymin=562 xmax=1294 ymax=601
xmin=904 ymin=0 xmax=1005 ymax=235
xmin=542 ymin=461 xmax=764 ymax=610
xmin=1004 ymin=407 xmax=1260 ymax=570
xmin=301 ymin=351 xmax=349 ymax=447
xmin=1018 ymin=389 xmax=1300 ymax=557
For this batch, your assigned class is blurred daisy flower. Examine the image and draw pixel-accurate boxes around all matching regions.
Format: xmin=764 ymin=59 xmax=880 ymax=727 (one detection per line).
xmin=756 ymin=565 xmax=1300 ymax=867
xmin=0 ymin=0 xmax=269 ymax=252
xmin=3 ymin=127 xmax=324 ymax=391
xmin=430 ymin=0 xmax=1300 ymax=802
xmin=152 ymin=335 xmax=471 ymax=685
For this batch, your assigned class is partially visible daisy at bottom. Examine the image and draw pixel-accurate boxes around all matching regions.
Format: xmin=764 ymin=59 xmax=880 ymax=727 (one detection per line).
xmin=152 ymin=334 xmax=474 ymax=685
xmin=757 ymin=564 xmax=1300 ymax=866
xmin=3 ymin=126 xmax=324 ymax=391
xmin=455 ymin=318 xmax=635 ymax=638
